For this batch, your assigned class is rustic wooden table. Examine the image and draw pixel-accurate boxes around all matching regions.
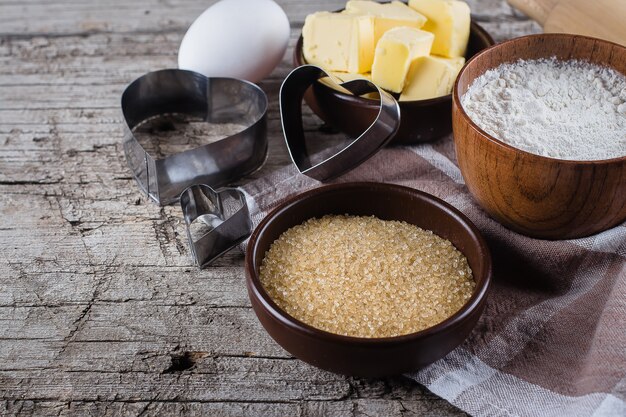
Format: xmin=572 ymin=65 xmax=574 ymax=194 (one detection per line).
xmin=0 ymin=1 xmax=539 ymax=415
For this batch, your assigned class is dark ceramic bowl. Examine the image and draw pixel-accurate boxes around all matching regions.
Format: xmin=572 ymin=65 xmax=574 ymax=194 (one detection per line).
xmin=294 ymin=21 xmax=494 ymax=145
xmin=245 ymin=182 xmax=492 ymax=377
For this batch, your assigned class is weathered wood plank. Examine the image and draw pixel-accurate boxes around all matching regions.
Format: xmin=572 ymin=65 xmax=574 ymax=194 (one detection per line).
xmin=0 ymin=365 xmax=456 ymax=404
xmin=0 ymin=0 xmax=518 ymax=36
xmin=0 ymin=397 xmax=464 ymax=417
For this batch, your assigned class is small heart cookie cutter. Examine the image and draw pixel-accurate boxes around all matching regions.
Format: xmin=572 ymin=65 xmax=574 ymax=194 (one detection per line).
xmin=121 ymin=69 xmax=268 ymax=206
xmin=280 ymin=65 xmax=401 ymax=181
xmin=180 ymin=184 xmax=252 ymax=268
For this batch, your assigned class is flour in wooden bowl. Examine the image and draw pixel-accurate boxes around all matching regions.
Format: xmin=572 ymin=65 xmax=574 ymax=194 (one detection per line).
xmin=461 ymin=58 xmax=626 ymax=161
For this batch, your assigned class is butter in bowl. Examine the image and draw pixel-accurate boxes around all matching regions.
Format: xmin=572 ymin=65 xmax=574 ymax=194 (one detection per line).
xmin=295 ymin=0 xmax=494 ymax=144
xmin=305 ymin=0 xmax=468 ymax=100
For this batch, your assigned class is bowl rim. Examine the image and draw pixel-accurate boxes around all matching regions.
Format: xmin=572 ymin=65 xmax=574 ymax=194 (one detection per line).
xmin=453 ymin=32 xmax=626 ymax=165
xmin=245 ymin=182 xmax=492 ymax=346
xmin=294 ymin=20 xmax=495 ymax=107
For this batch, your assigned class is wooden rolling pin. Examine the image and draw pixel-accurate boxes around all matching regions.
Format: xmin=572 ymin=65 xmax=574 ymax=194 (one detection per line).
xmin=508 ymin=0 xmax=626 ymax=46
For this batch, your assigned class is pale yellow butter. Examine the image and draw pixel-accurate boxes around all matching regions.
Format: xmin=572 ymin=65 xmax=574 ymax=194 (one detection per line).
xmin=302 ymin=12 xmax=375 ymax=73
xmin=344 ymin=0 xmax=428 ymax=44
xmin=399 ymin=55 xmax=464 ymax=101
xmin=371 ymin=27 xmax=434 ymax=93
xmin=439 ymin=55 xmax=465 ymax=72
xmin=436 ymin=55 xmax=465 ymax=91
xmin=408 ymin=0 xmax=470 ymax=58
xmin=330 ymin=71 xmax=372 ymax=82
xmin=319 ymin=71 xmax=372 ymax=94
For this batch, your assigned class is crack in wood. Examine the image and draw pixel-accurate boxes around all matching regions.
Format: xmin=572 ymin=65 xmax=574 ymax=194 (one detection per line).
xmin=49 ymin=200 xmax=120 ymax=361
xmin=162 ymin=351 xmax=204 ymax=374
xmin=0 ymin=28 xmax=186 ymax=41
xmin=0 ymin=179 xmax=63 ymax=185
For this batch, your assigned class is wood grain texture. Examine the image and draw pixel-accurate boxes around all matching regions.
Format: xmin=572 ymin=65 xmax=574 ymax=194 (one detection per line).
xmin=507 ymin=0 xmax=558 ymax=23
xmin=507 ymin=0 xmax=626 ymax=46
xmin=0 ymin=1 xmax=540 ymax=415
xmin=453 ymin=34 xmax=626 ymax=239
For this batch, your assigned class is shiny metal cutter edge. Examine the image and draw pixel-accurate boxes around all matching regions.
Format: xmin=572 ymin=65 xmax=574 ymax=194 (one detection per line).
xmin=121 ymin=69 xmax=268 ymax=206
xmin=180 ymin=184 xmax=252 ymax=268
xmin=280 ymin=65 xmax=401 ymax=182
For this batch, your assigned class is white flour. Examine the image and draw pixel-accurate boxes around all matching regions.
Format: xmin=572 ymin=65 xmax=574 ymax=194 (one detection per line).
xmin=461 ymin=58 xmax=626 ymax=161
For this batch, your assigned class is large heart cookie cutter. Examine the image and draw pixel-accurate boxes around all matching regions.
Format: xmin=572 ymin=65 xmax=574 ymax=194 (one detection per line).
xmin=280 ymin=65 xmax=401 ymax=181
xmin=180 ymin=184 xmax=252 ymax=268
xmin=122 ymin=69 xmax=268 ymax=206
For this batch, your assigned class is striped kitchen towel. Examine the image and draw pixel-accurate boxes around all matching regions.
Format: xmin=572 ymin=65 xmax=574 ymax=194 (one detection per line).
xmin=240 ymin=135 xmax=626 ymax=417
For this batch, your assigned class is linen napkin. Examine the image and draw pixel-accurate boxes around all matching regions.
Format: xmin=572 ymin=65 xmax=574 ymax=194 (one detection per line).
xmin=239 ymin=135 xmax=626 ymax=417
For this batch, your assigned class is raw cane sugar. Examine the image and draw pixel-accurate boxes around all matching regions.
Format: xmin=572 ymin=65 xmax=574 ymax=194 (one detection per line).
xmin=259 ymin=215 xmax=475 ymax=338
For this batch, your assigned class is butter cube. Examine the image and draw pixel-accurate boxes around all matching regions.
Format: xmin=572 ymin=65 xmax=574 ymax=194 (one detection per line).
xmin=435 ymin=55 xmax=465 ymax=90
xmin=399 ymin=55 xmax=464 ymax=101
xmin=330 ymin=71 xmax=372 ymax=82
xmin=303 ymin=12 xmax=375 ymax=73
xmin=408 ymin=0 xmax=470 ymax=58
xmin=319 ymin=71 xmax=372 ymax=94
xmin=344 ymin=0 xmax=428 ymax=44
xmin=439 ymin=55 xmax=466 ymax=72
xmin=371 ymin=27 xmax=434 ymax=93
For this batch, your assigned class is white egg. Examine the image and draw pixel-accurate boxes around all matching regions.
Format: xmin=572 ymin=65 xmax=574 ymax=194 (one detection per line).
xmin=178 ymin=0 xmax=290 ymax=82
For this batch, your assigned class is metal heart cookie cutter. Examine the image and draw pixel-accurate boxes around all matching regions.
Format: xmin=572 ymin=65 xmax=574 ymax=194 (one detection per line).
xmin=280 ymin=65 xmax=401 ymax=181
xmin=121 ymin=69 xmax=268 ymax=206
xmin=121 ymin=66 xmax=401 ymax=268
xmin=180 ymin=184 xmax=252 ymax=268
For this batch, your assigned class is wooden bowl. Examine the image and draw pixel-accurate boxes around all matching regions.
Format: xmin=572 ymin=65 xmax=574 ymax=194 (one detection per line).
xmin=294 ymin=21 xmax=494 ymax=145
xmin=245 ymin=182 xmax=492 ymax=377
xmin=453 ymin=34 xmax=626 ymax=239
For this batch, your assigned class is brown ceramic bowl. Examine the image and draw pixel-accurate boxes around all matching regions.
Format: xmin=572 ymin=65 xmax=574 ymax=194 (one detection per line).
xmin=245 ymin=182 xmax=492 ymax=377
xmin=453 ymin=34 xmax=626 ymax=239
xmin=294 ymin=21 xmax=494 ymax=145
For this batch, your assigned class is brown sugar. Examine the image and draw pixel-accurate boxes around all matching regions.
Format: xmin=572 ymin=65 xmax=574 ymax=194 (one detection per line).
xmin=259 ymin=215 xmax=475 ymax=338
